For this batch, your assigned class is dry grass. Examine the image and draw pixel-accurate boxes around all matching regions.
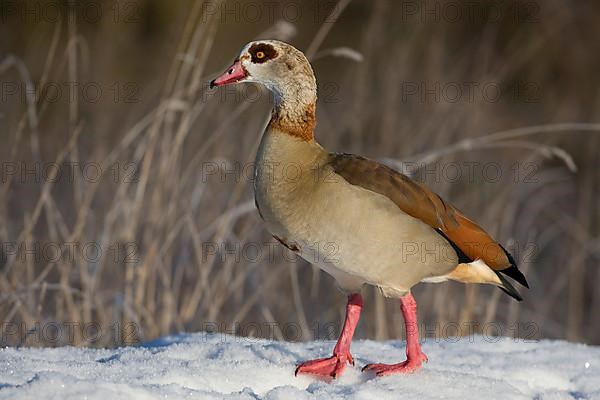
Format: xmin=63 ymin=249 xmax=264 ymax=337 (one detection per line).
xmin=1 ymin=0 xmax=599 ymax=347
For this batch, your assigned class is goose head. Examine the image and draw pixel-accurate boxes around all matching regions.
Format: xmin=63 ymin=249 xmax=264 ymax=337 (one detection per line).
xmin=210 ymin=40 xmax=317 ymax=108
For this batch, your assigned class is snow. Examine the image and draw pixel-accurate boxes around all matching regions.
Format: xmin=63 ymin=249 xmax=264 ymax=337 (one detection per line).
xmin=1 ymin=333 xmax=599 ymax=399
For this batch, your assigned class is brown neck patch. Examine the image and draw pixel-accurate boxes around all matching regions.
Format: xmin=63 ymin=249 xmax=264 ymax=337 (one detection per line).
xmin=269 ymin=102 xmax=316 ymax=141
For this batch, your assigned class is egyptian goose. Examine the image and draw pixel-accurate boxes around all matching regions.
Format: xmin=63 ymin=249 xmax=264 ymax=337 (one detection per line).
xmin=210 ymin=40 xmax=529 ymax=378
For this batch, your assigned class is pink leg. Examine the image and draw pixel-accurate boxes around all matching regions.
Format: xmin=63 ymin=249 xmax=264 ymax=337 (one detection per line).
xmin=363 ymin=292 xmax=428 ymax=376
xmin=295 ymin=293 xmax=363 ymax=379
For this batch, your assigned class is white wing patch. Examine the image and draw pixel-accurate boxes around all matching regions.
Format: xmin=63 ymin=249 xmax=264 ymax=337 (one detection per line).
xmin=420 ymin=259 xmax=501 ymax=285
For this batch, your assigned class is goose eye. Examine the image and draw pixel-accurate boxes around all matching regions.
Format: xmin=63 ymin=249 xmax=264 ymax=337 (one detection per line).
xmin=249 ymin=43 xmax=277 ymax=63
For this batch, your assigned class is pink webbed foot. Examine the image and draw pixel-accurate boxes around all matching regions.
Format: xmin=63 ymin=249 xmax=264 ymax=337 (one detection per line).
xmin=295 ymin=351 xmax=354 ymax=379
xmin=364 ymin=293 xmax=428 ymax=377
xmin=362 ymin=351 xmax=428 ymax=376
xmin=295 ymin=293 xmax=362 ymax=380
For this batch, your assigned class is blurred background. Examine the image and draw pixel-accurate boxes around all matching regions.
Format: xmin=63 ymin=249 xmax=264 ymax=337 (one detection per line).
xmin=1 ymin=0 xmax=599 ymax=347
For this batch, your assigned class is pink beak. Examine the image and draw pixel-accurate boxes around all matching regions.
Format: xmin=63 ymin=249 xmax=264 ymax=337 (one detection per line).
xmin=209 ymin=59 xmax=248 ymax=88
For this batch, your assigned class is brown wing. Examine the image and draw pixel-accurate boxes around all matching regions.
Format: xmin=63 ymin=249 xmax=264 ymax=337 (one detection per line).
xmin=328 ymin=153 xmax=511 ymax=270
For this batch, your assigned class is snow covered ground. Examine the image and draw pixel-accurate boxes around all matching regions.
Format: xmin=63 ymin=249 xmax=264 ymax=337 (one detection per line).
xmin=1 ymin=332 xmax=598 ymax=399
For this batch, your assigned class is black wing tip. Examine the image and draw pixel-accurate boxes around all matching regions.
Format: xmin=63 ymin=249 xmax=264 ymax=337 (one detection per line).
xmin=500 ymin=265 xmax=530 ymax=289
xmin=498 ymin=245 xmax=530 ymax=289
xmin=498 ymin=286 xmax=523 ymax=302
xmin=496 ymin=272 xmax=523 ymax=302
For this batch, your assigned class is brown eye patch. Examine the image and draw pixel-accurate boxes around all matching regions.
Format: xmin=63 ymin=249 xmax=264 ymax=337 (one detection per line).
xmin=249 ymin=43 xmax=278 ymax=64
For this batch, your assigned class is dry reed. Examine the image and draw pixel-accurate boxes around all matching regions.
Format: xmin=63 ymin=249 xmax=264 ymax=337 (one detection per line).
xmin=0 ymin=0 xmax=599 ymax=347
